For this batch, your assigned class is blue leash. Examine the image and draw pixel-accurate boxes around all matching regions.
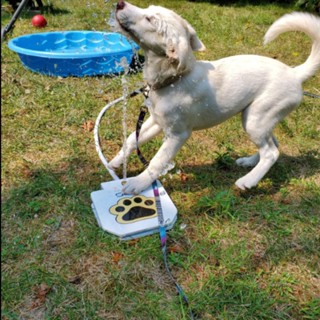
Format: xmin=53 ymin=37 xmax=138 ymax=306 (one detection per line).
xmin=136 ymin=104 xmax=195 ymax=319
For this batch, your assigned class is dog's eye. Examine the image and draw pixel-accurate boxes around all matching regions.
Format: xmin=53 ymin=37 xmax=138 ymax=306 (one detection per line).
xmin=145 ymin=16 xmax=152 ymax=23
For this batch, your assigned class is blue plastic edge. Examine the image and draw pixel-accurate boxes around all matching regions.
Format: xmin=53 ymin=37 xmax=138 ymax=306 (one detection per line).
xmin=8 ymin=31 xmax=139 ymax=59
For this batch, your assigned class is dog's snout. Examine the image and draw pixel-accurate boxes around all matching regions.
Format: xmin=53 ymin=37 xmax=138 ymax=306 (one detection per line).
xmin=116 ymin=1 xmax=125 ymax=11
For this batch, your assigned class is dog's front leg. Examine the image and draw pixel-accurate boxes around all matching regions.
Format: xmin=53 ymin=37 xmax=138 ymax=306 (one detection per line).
xmin=122 ymin=131 xmax=191 ymax=194
xmin=109 ymin=116 xmax=161 ymax=170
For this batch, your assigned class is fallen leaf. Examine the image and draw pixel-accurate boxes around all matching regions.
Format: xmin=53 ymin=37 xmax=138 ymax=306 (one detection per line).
xmin=30 ymin=283 xmax=51 ymax=309
xmin=102 ymin=94 xmax=110 ymax=102
xmin=112 ymin=252 xmax=123 ymax=264
xmin=82 ymin=120 xmax=94 ymax=132
xmin=126 ymin=238 xmax=139 ymax=246
xmin=180 ymin=172 xmax=188 ymax=183
xmin=37 ymin=283 xmax=51 ymax=299
xmin=21 ymin=164 xmax=32 ymax=178
xmin=168 ymin=243 xmax=185 ymax=254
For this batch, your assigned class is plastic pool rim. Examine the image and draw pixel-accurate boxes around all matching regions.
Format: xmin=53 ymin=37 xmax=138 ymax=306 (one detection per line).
xmin=8 ymin=31 xmax=139 ymax=77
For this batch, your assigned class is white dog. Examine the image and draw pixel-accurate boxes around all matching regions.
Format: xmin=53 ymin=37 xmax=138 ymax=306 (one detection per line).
xmin=109 ymin=1 xmax=320 ymax=194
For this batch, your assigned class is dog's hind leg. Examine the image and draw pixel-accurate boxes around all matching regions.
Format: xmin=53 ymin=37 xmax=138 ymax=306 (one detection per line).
xmin=236 ymin=106 xmax=281 ymax=170
xmin=235 ymin=134 xmax=279 ymax=190
xmin=235 ymin=102 xmax=282 ymax=190
xmin=236 ymin=135 xmax=279 ymax=168
xmin=109 ymin=117 xmax=162 ymax=170
xmin=236 ymin=152 xmax=260 ymax=167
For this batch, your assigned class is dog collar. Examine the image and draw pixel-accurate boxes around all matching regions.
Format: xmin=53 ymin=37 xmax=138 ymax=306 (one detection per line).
xmin=146 ymin=74 xmax=185 ymax=91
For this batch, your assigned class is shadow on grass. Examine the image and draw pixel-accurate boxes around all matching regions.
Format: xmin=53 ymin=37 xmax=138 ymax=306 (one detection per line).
xmin=188 ymin=0 xmax=320 ymax=12
xmin=2 ymin=147 xmax=318 ymax=224
xmin=188 ymin=0 xmax=295 ymax=7
xmin=1 ymin=156 xmax=101 ymax=222
xmin=39 ymin=5 xmax=70 ymax=15
xmin=171 ymin=148 xmax=319 ymax=194
xmin=10 ymin=4 xmax=70 ymax=16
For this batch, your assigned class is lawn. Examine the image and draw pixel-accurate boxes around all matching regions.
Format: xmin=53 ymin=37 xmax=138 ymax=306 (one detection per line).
xmin=1 ymin=0 xmax=320 ymax=319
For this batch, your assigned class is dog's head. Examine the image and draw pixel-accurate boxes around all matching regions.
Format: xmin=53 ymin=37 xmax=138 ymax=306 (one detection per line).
xmin=115 ymin=1 xmax=205 ymax=87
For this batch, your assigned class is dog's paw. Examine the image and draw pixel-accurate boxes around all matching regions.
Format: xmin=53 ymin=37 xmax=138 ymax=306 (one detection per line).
xmin=122 ymin=174 xmax=153 ymax=195
xmin=235 ymin=176 xmax=257 ymax=190
xmin=108 ymin=156 xmax=123 ymax=170
xmin=110 ymin=195 xmax=157 ymax=223
xmin=236 ymin=154 xmax=259 ymax=168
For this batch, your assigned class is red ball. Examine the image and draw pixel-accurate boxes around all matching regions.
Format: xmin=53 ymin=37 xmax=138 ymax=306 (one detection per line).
xmin=32 ymin=15 xmax=47 ymax=28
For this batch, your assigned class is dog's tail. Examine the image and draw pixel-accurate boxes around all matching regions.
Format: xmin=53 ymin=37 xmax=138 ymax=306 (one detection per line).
xmin=264 ymin=12 xmax=320 ymax=83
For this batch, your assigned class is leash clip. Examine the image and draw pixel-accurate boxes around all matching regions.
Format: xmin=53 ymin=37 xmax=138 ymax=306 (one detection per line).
xmin=142 ymin=84 xmax=151 ymax=98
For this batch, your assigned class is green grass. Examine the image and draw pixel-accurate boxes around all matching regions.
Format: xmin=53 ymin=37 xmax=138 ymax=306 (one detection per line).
xmin=2 ymin=0 xmax=320 ymax=319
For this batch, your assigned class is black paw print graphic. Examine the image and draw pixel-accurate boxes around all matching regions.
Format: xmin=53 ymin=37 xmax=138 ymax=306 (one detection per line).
xmin=109 ymin=195 xmax=157 ymax=224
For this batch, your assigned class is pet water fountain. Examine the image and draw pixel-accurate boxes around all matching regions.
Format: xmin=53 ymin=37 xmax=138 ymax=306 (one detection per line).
xmin=91 ymin=56 xmax=178 ymax=240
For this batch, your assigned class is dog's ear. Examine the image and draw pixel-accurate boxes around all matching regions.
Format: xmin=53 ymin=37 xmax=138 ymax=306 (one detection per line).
xmin=165 ymin=19 xmax=205 ymax=72
xmin=185 ymin=21 xmax=206 ymax=52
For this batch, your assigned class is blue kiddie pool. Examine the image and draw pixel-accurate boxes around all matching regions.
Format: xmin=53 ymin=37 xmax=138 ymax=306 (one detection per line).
xmin=8 ymin=31 xmax=139 ymax=77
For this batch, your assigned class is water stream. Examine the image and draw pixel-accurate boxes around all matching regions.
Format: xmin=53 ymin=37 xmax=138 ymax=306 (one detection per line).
xmin=97 ymin=2 xmax=171 ymax=181
xmin=107 ymin=4 xmax=142 ymax=181
xmin=118 ymin=56 xmax=130 ymax=180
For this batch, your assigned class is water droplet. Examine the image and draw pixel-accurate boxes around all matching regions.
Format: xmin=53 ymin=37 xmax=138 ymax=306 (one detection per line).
xmin=159 ymin=161 xmax=175 ymax=176
xmin=180 ymin=223 xmax=187 ymax=230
